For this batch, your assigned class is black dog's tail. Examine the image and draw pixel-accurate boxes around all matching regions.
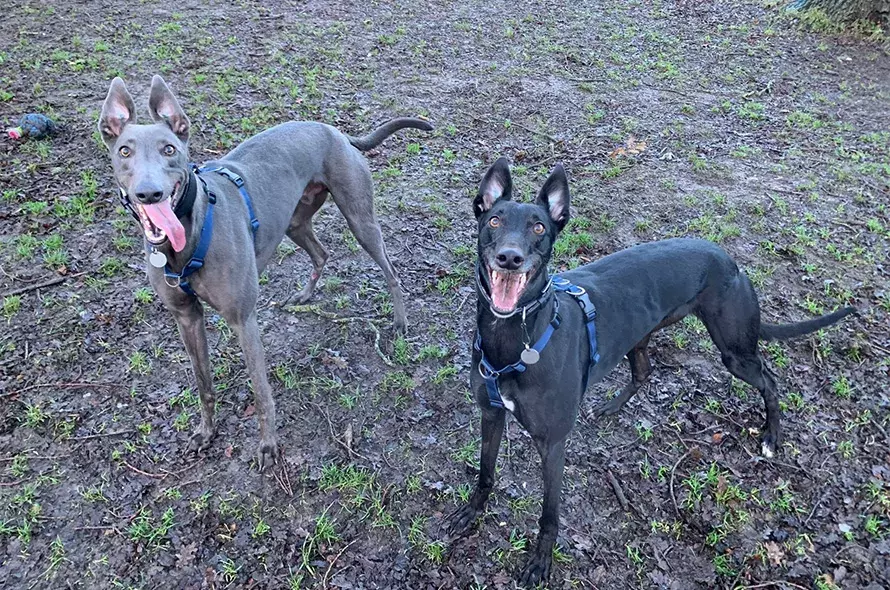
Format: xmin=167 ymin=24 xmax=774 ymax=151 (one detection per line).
xmin=759 ymin=307 xmax=856 ymax=341
xmin=348 ymin=117 xmax=433 ymax=151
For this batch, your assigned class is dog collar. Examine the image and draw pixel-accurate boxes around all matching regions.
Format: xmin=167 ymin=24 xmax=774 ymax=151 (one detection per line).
xmin=174 ymin=168 xmax=199 ymax=219
xmin=474 ymin=263 xmax=553 ymax=319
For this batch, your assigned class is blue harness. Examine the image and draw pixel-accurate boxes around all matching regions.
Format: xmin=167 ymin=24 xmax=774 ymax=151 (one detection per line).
xmin=475 ymin=276 xmax=601 ymax=410
xmin=163 ymin=165 xmax=259 ymax=297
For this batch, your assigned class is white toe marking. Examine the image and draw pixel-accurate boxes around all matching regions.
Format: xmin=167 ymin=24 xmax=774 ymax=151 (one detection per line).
xmin=761 ymin=442 xmax=774 ymax=458
xmin=502 ymin=397 xmax=515 ymax=413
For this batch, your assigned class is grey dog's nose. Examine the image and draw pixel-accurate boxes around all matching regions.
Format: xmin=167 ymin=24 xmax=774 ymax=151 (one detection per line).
xmin=495 ymin=248 xmax=524 ymax=270
xmin=134 ymin=183 xmax=165 ymax=204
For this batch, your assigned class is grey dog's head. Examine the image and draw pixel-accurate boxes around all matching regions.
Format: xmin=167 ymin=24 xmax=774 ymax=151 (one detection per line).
xmin=473 ymin=157 xmax=571 ymax=314
xmin=98 ymin=75 xmax=191 ymax=251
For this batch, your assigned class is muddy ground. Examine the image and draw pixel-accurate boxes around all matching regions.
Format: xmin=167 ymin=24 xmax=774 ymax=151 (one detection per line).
xmin=1 ymin=1 xmax=889 ymax=589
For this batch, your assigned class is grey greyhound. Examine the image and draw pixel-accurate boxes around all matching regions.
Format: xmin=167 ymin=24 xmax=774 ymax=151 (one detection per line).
xmin=98 ymin=75 xmax=432 ymax=469
xmin=447 ymin=158 xmax=856 ymax=586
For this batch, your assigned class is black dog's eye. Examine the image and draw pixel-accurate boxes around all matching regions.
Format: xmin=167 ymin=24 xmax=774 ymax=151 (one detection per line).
xmin=488 ymin=216 xmax=500 ymax=228
xmin=533 ymin=222 xmax=546 ymax=235
xmin=163 ymin=145 xmax=177 ymax=156
xmin=119 ymin=146 xmax=131 ymax=158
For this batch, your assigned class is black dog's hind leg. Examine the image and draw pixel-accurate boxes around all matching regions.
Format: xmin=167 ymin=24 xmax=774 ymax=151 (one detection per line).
xmin=518 ymin=436 xmax=567 ymax=587
xmin=722 ymin=352 xmax=781 ymax=457
xmin=592 ymin=337 xmax=653 ymax=417
xmin=447 ymin=407 xmax=506 ymax=536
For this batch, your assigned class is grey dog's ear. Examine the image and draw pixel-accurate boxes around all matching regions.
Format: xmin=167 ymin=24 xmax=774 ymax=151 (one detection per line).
xmin=148 ymin=75 xmax=190 ymax=142
xmin=535 ymin=164 xmax=570 ymax=231
xmin=98 ymin=77 xmax=137 ymax=148
xmin=474 ymin=157 xmax=513 ymax=218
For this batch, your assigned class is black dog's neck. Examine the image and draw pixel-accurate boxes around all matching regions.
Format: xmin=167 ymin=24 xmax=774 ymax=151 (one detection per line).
xmin=476 ymin=268 xmax=556 ymax=368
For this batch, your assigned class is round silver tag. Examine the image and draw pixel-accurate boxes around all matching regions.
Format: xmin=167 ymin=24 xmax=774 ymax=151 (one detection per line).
xmin=149 ymin=249 xmax=168 ymax=268
xmin=521 ymin=347 xmax=540 ymax=365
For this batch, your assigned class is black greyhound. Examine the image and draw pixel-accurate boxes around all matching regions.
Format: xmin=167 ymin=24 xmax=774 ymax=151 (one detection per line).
xmin=447 ymin=157 xmax=856 ymax=586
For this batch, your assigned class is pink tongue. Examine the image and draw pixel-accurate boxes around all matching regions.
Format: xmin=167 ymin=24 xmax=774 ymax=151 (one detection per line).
xmin=143 ymin=200 xmax=186 ymax=252
xmin=491 ymin=274 xmax=524 ymax=312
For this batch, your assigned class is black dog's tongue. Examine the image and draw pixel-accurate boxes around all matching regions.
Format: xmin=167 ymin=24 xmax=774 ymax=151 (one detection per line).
xmin=490 ymin=270 xmax=527 ymax=312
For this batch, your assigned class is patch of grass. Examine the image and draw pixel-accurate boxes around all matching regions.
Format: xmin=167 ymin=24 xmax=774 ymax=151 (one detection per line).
xmin=831 ymin=375 xmax=853 ymax=399
xmin=127 ymin=506 xmax=175 ymax=546
xmin=2 ymin=296 xmax=22 ymax=321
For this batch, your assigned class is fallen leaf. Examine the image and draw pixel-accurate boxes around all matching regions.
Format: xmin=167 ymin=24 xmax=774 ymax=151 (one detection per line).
xmin=764 ymin=541 xmax=785 ymax=567
xmin=243 ymin=404 xmax=255 ymax=418
xmin=609 ymin=135 xmax=648 ymax=159
xmin=176 ymin=541 xmax=198 ymax=567
xmin=224 ymin=445 xmax=233 ymax=458
xmin=712 ymin=432 xmax=724 ymax=444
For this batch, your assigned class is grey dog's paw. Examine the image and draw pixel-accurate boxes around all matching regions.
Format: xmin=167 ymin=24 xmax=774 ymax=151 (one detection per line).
xmin=187 ymin=428 xmax=212 ymax=453
xmin=256 ymin=438 xmax=279 ymax=472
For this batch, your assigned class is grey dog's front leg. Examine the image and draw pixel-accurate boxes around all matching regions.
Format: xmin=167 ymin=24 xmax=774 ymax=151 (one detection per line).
xmin=233 ymin=312 xmax=278 ymax=471
xmin=172 ymin=299 xmax=216 ymax=451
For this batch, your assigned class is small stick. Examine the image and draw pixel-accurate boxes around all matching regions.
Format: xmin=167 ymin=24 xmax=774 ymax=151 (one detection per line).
xmin=2 ymin=381 xmax=126 ymax=399
xmin=70 ymin=429 xmax=134 ymax=441
xmin=121 ymin=460 xmax=166 ymax=479
xmin=734 ymin=581 xmax=809 ymax=590
xmin=0 ymin=480 xmax=24 ymax=487
xmin=670 ymin=449 xmax=694 ymax=517
xmin=606 ymin=470 xmax=630 ymax=512
xmin=322 ymin=539 xmax=357 ymax=589
xmin=0 ymin=272 xmax=87 ymax=298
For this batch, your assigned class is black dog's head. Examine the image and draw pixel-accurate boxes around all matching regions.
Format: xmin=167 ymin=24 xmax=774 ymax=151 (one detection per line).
xmin=473 ymin=157 xmax=570 ymax=314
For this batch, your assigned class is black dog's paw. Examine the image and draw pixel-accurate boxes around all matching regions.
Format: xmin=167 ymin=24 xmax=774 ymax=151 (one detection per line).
xmin=591 ymin=397 xmax=624 ymax=418
xmin=518 ymin=550 xmax=552 ymax=588
xmin=760 ymin=429 xmax=778 ymax=459
xmin=445 ymin=503 xmax=480 ymax=539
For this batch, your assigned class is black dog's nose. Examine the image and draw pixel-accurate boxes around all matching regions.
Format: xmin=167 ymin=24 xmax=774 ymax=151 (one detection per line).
xmin=496 ymin=248 xmax=525 ymax=270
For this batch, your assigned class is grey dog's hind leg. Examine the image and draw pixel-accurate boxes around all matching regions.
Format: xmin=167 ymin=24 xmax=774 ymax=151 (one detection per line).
xmin=287 ymin=185 xmax=329 ymax=303
xmin=327 ymin=169 xmax=407 ymax=332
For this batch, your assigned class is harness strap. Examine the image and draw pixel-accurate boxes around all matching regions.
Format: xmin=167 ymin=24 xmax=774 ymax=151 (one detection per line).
xmin=475 ymin=275 xmax=599 ymax=409
xmin=475 ymin=299 xmax=561 ymax=409
xmin=164 ymin=186 xmax=216 ymax=297
xmin=552 ymin=277 xmax=601 ymax=364
xmin=199 ymin=166 xmax=259 ymax=241
xmin=162 ymin=165 xmax=259 ymax=297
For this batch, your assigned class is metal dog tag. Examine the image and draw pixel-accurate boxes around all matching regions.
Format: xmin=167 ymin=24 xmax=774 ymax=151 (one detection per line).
xmin=521 ymin=347 xmax=540 ymax=365
xmin=149 ymin=249 xmax=168 ymax=268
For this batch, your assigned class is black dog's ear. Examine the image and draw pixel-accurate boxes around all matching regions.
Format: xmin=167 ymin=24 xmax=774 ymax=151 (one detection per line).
xmin=98 ymin=77 xmax=137 ymax=148
xmin=148 ymin=75 xmax=190 ymax=142
xmin=473 ymin=157 xmax=513 ymax=218
xmin=535 ymin=163 xmax=570 ymax=231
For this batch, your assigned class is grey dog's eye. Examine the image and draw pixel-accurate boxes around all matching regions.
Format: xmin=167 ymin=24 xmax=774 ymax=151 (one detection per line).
xmin=119 ymin=146 xmax=131 ymax=158
xmin=163 ymin=145 xmax=176 ymax=156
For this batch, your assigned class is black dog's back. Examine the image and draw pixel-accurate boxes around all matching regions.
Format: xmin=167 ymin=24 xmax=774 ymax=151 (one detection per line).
xmin=561 ymin=238 xmax=738 ymax=370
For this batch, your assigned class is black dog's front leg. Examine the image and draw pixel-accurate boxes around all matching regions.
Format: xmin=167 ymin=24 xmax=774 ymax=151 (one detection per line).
xmin=519 ymin=436 xmax=567 ymax=587
xmin=447 ymin=406 xmax=506 ymax=536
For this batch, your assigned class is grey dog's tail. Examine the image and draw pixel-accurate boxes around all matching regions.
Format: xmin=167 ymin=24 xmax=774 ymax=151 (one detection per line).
xmin=759 ymin=307 xmax=856 ymax=341
xmin=348 ymin=117 xmax=433 ymax=151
